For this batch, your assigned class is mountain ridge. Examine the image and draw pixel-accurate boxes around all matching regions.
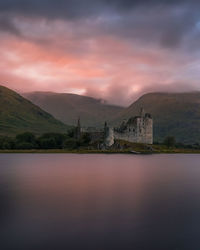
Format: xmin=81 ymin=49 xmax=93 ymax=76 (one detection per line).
xmin=24 ymin=91 xmax=124 ymax=127
xmin=0 ymin=85 xmax=69 ymax=136
xmin=2 ymin=85 xmax=200 ymax=143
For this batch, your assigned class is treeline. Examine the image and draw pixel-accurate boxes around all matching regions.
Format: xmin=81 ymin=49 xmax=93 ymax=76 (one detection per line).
xmin=1 ymin=133 xmax=200 ymax=150
xmin=155 ymin=136 xmax=200 ymax=149
xmin=0 ymin=129 xmax=91 ymax=150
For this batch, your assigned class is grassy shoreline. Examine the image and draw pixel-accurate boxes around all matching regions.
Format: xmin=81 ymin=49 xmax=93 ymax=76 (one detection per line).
xmin=1 ymin=148 xmax=200 ymax=154
xmin=0 ymin=149 xmax=133 ymax=154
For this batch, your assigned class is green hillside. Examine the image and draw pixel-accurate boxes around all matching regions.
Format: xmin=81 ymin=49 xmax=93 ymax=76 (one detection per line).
xmin=0 ymin=86 xmax=69 ymax=136
xmin=24 ymin=92 xmax=124 ymax=127
xmin=113 ymin=92 xmax=200 ymax=144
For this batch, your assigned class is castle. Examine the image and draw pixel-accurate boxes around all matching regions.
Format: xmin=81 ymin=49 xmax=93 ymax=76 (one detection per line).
xmin=78 ymin=108 xmax=153 ymax=147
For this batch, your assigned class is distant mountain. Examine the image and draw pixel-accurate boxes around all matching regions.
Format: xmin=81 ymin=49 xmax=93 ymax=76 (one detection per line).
xmin=22 ymin=90 xmax=200 ymax=143
xmin=0 ymin=86 xmax=69 ymax=136
xmin=24 ymin=92 xmax=124 ymax=127
xmin=113 ymin=92 xmax=200 ymax=144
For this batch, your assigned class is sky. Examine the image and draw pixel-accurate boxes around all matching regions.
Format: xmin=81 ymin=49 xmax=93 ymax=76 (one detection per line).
xmin=0 ymin=0 xmax=200 ymax=106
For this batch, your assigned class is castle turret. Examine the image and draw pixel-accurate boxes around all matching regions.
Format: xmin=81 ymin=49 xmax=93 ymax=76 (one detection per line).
xmin=104 ymin=121 xmax=109 ymax=141
xmin=75 ymin=117 xmax=81 ymax=140
xmin=104 ymin=121 xmax=114 ymax=147
xmin=140 ymin=107 xmax=145 ymax=117
xmin=104 ymin=121 xmax=108 ymax=133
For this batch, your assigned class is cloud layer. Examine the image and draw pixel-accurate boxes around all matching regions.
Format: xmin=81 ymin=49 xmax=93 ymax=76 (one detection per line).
xmin=0 ymin=0 xmax=200 ymax=105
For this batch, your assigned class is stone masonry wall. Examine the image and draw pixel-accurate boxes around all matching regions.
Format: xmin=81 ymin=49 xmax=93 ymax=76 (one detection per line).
xmin=113 ymin=115 xmax=153 ymax=144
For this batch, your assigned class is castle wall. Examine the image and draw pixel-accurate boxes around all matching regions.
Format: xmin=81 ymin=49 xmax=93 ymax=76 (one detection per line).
xmin=144 ymin=117 xmax=153 ymax=144
xmin=113 ymin=116 xmax=153 ymax=145
xmin=80 ymin=109 xmax=153 ymax=147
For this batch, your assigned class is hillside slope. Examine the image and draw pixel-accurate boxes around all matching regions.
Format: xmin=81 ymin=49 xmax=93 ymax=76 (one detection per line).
xmin=24 ymin=92 xmax=124 ymax=127
xmin=113 ymin=92 xmax=200 ymax=144
xmin=0 ymin=86 xmax=69 ymax=136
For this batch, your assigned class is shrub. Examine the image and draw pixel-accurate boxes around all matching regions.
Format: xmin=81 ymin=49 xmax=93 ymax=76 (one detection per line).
xmin=16 ymin=132 xmax=36 ymax=144
xmin=38 ymin=138 xmax=58 ymax=149
xmin=164 ymin=136 xmax=176 ymax=148
xmin=0 ymin=136 xmax=15 ymax=149
xmin=16 ymin=142 xmax=35 ymax=150
xmin=38 ymin=133 xmax=67 ymax=149
xmin=63 ymin=138 xmax=79 ymax=150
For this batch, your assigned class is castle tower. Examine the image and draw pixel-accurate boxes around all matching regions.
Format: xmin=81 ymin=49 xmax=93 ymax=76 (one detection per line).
xmin=144 ymin=113 xmax=153 ymax=144
xmin=104 ymin=121 xmax=108 ymax=137
xmin=140 ymin=107 xmax=145 ymax=117
xmin=75 ymin=117 xmax=81 ymax=140
xmin=104 ymin=121 xmax=114 ymax=147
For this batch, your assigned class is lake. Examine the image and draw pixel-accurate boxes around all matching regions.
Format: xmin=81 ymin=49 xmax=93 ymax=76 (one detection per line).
xmin=0 ymin=154 xmax=200 ymax=250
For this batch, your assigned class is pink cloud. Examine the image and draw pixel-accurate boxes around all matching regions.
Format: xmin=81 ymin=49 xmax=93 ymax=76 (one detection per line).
xmin=0 ymin=19 xmax=199 ymax=106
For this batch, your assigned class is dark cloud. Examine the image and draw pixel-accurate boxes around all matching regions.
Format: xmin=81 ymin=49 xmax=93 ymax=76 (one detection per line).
xmin=103 ymin=0 xmax=199 ymax=8
xmin=0 ymin=0 xmax=200 ymax=106
xmin=0 ymin=0 xmax=101 ymax=19
xmin=0 ymin=0 xmax=199 ymax=19
xmin=96 ymin=6 xmax=199 ymax=49
xmin=0 ymin=15 xmax=21 ymax=36
xmin=0 ymin=0 xmax=198 ymax=50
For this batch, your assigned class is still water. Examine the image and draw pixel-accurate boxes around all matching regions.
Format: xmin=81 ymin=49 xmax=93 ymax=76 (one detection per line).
xmin=0 ymin=154 xmax=200 ymax=250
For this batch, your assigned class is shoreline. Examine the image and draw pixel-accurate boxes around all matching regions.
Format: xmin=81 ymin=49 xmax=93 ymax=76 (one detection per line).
xmin=1 ymin=149 xmax=200 ymax=154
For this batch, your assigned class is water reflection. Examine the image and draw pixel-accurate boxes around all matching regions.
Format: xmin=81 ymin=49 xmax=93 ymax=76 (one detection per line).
xmin=0 ymin=154 xmax=200 ymax=249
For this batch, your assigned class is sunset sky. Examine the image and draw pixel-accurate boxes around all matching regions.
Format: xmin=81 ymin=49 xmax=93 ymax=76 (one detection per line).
xmin=1 ymin=0 xmax=200 ymax=105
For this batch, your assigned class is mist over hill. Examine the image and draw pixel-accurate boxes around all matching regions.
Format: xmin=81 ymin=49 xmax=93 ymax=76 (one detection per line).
xmin=24 ymin=92 xmax=124 ymax=127
xmin=0 ymin=86 xmax=69 ymax=136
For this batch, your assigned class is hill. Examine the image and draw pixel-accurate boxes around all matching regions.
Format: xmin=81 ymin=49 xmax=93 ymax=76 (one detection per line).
xmin=22 ymin=90 xmax=200 ymax=144
xmin=113 ymin=92 xmax=200 ymax=144
xmin=0 ymin=86 xmax=69 ymax=136
xmin=24 ymin=92 xmax=124 ymax=127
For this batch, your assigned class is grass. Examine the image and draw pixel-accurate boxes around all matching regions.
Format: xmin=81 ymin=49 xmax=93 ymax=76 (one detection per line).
xmin=0 ymin=149 xmax=133 ymax=154
xmin=1 ymin=146 xmax=200 ymax=154
xmin=152 ymin=145 xmax=200 ymax=154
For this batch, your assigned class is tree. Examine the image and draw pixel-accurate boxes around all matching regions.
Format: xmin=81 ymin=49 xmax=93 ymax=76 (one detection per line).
xmin=81 ymin=132 xmax=91 ymax=145
xmin=67 ymin=128 xmax=76 ymax=138
xmin=0 ymin=136 xmax=15 ymax=149
xmin=16 ymin=132 xmax=36 ymax=143
xmin=164 ymin=136 xmax=176 ymax=148
xmin=38 ymin=138 xmax=57 ymax=149
xmin=37 ymin=133 xmax=67 ymax=149
xmin=16 ymin=142 xmax=36 ymax=150
xmin=15 ymin=132 xmax=37 ymax=149
xmin=63 ymin=138 xmax=79 ymax=150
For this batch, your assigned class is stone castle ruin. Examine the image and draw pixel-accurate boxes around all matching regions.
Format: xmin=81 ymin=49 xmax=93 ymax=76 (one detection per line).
xmin=110 ymin=108 xmax=153 ymax=145
xmin=77 ymin=108 xmax=153 ymax=147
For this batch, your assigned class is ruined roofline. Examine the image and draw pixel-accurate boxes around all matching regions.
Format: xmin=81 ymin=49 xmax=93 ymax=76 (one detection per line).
xmin=126 ymin=113 xmax=152 ymax=125
xmin=145 ymin=113 xmax=152 ymax=118
xmin=126 ymin=116 xmax=139 ymax=125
